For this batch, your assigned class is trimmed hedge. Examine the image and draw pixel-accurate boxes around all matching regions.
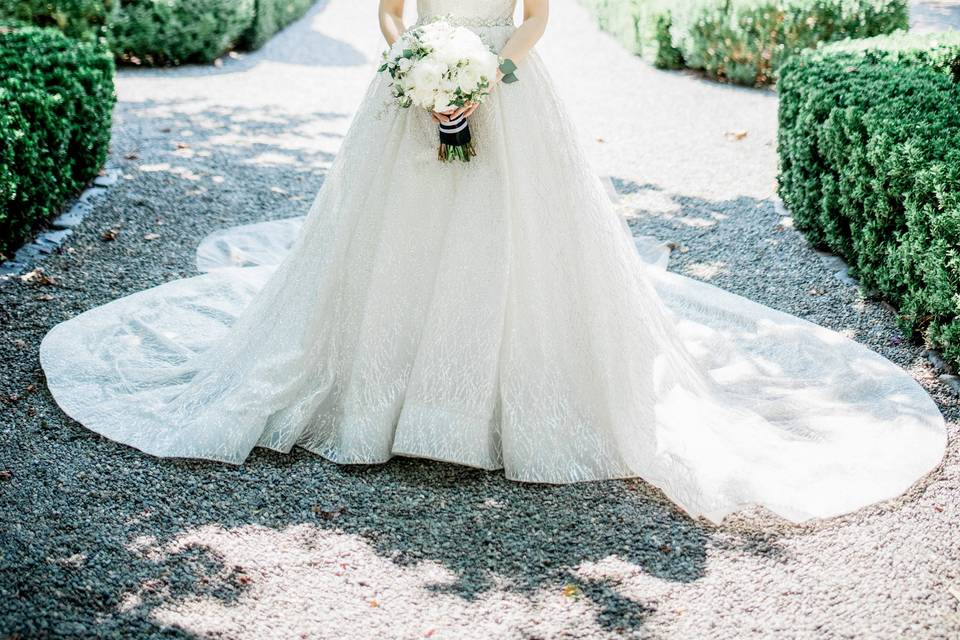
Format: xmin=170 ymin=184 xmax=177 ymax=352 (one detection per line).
xmin=582 ymin=0 xmax=908 ymax=85
xmin=0 ymin=23 xmax=115 ymax=256
xmin=241 ymin=0 xmax=315 ymax=51
xmin=0 ymin=0 xmax=116 ymax=40
xmin=778 ymin=32 xmax=960 ymax=362
xmin=0 ymin=0 xmax=316 ymax=65
xmin=109 ymin=0 xmax=255 ymax=65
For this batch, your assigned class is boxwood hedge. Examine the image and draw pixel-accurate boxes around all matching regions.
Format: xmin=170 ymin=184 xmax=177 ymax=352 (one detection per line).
xmin=0 ymin=0 xmax=317 ymax=65
xmin=0 ymin=0 xmax=116 ymax=40
xmin=778 ymin=32 xmax=960 ymax=363
xmin=0 ymin=23 xmax=115 ymax=256
xmin=581 ymin=0 xmax=908 ymax=85
xmin=109 ymin=0 xmax=255 ymax=65
xmin=241 ymin=0 xmax=315 ymax=51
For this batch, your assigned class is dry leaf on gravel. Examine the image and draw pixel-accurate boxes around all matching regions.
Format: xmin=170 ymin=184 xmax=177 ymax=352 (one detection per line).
xmin=725 ymin=130 xmax=748 ymax=141
xmin=101 ymin=229 xmax=119 ymax=241
xmin=20 ymin=269 xmax=56 ymax=286
xmin=562 ymin=584 xmax=581 ymax=598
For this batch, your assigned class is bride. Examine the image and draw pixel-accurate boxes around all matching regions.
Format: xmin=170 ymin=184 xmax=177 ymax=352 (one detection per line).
xmin=40 ymin=0 xmax=946 ymax=524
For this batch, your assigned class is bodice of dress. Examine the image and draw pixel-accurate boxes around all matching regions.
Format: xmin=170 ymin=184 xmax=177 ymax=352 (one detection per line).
xmin=416 ymin=0 xmax=517 ymax=26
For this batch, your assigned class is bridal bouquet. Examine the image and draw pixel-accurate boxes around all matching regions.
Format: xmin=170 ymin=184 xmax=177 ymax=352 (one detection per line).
xmin=378 ymin=19 xmax=518 ymax=162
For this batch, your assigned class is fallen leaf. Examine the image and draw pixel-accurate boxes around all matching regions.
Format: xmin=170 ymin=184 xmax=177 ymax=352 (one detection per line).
xmin=369 ymin=599 xmax=379 ymax=608
xmin=35 ymin=294 xmax=54 ymax=301
xmin=20 ymin=269 xmax=56 ymax=286
xmin=175 ymin=142 xmax=190 ymax=150
xmin=14 ymin=339 xmax=27 ymax=349
xmin=101 ymin=229 xmax=119 ymax=241
xmin=125 ymin=152 xmax=139 ymax=160
xmin=0 ymin=470 xmax=12 ymax=481
xmin=934 ymin=504 xmax=944 ymax=512
xmin=25 ymin=385 xmax=35 ymax=393
xmin=597 ymin=137 xmax=606 ymax=143
xmin=312 ymin=505 xmax=346 ymax=520
xmin=659 ymin=544 xmax=673 ymax=554
xmin=724 ymin=130 xmax=749 ymax=141
xmin=424 ymin=629 xmax=436 ymax=638
xmin=143 ymin=233 xmax=161 ymax=241
xmin=7 ymin=394 xmax=19 ymax=403
xmin=562 ymin=584 xmax=581 ymax=598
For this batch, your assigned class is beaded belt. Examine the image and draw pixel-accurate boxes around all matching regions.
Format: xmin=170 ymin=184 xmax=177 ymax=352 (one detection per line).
xmin=414 ymin=15 xmax=515 ymax=28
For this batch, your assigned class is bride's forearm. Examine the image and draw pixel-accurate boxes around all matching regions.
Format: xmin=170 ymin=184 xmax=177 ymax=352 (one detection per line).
xmin=379 ymin=0 xmax=405 ymax=45
xmin=498 ymin=0 xmax=549 ymax=64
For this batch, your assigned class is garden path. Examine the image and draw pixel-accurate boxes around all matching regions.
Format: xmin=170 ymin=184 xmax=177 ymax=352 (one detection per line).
xmin=2 ymin=1 xmax=958 ymax=638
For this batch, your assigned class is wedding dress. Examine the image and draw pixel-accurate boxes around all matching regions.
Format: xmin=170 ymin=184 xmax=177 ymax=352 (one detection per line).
xmin=40 ymin=0 xmax=946 ymax=523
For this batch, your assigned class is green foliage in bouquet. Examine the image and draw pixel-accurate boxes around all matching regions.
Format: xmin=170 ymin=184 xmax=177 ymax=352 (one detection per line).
xmin=0 ymin=22 xmax=115 ymax=256
xmin=108 ymin=0 xmax=255 ymax=65
xmin=0 ymin=0 xmax=117 ymax=40
xmin=240 ymin=0 xmax=315 ymax=51
xmin=581 ymin=0 xmax=907 ymax=85
xmin=778 ymin=32 xmax=960 ymax=363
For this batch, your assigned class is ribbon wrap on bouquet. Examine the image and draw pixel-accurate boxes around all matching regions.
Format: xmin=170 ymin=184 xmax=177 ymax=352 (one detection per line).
xmin=437 ymin=114 xmax=475 ymax=162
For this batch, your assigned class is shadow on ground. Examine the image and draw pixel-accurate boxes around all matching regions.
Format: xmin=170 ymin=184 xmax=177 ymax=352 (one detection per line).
xmin=0 ymin=97 xmax=938 ymax=640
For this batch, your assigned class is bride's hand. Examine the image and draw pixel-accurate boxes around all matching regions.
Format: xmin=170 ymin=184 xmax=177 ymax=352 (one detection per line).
xmin=431 ymin=102 xmax=480 ymax=124
xmin=429 ymin=71 xmax=502 ymax=124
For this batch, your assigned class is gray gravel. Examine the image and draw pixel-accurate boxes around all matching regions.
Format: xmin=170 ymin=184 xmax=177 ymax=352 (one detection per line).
xmin=2 ymin=1 xmax=959 ymax=638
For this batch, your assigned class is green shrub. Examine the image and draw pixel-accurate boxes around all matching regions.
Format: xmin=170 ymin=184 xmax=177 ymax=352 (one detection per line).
xmin=0 ymin=22 xmax=115 ymax=256
xmin=109 ymin=0 xmax=255 ymax=65
xmin=240 ymin=0 xmax=314 ymax=51
xmin=778 ymin=32 xmax=960 ymax=363
xmin=0 ymin=0 xmax=316 ymax=65
xmin=0 ymin=0 xmax=116 ymax=40
xmin=582 ymin=0 xmax=908 ymax=85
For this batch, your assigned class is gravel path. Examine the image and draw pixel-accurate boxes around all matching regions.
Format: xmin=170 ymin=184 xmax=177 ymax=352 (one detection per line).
xmin=2 ymin=1 xmax=959 ymax=638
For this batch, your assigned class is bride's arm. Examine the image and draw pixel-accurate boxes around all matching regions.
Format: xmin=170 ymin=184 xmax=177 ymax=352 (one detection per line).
xmin=379 ymin=0 xmax=405 ymax=45
xmin=498 ymin=0 xmax=549 ymax=68
xmin=446 ymin=0 xmax=549 ymax=120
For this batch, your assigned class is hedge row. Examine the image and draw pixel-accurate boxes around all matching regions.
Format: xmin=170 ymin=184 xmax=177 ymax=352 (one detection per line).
xmin=0 ymin=0 xmax=116 ymax=40
xmin=0 ymin=0 xmax=317 ymax=65
xmin=110 ymin=0 xmax=255 ymax=65
xmin=242 ymin=0 xmax=317 ymax=51
xmin=581 ymin=0 xmax=909 ymax=85
xmin=0 ymin=23 xmax=115 ymax=256
xmin=778 ymin=32 xmax=960 ymax=363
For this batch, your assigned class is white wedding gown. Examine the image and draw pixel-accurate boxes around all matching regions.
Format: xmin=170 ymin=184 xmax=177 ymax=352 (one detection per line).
xmin=40 ymin=0 xmax=946 ymax=523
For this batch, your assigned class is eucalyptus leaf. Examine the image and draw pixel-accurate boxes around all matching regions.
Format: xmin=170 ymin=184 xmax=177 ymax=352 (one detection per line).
xmin=502 ymin=72 xmax=519 ymax=84
xmin=499 ymin=58 xmax=517 ymax=74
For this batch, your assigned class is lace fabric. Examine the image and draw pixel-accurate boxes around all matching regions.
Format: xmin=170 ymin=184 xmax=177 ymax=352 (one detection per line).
xmin=39 ymin=1 xmax=946 ymax=524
